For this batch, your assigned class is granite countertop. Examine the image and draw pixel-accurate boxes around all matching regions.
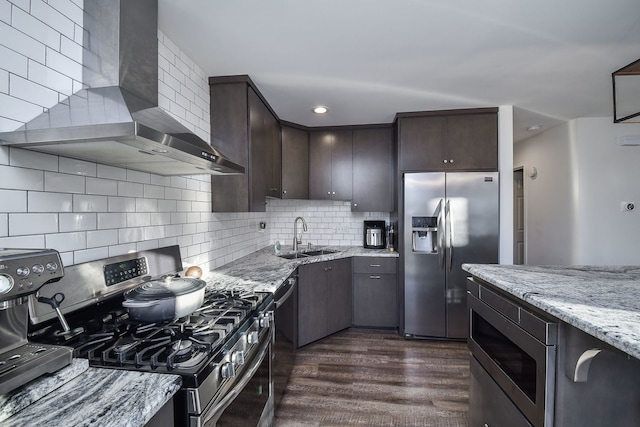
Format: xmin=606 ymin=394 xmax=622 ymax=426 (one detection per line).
xmin=1 ymin=245 xmax=391 ymax=425
xmin=462 ymin=264 xmax=640 ymax=360
xmin=203 ymin=245 xmax=398 ymax=293
xmin=1 ymin=364 xmax=181 ymax=427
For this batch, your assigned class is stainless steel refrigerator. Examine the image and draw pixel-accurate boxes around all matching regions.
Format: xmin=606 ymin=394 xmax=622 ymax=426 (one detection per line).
xmin=402 ymin=172 xmax=499 ymax=339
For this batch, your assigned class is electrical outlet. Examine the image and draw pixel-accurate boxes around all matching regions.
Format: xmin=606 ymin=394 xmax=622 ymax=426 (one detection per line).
xmin=621 ymin=202 xmax=636 ymax=212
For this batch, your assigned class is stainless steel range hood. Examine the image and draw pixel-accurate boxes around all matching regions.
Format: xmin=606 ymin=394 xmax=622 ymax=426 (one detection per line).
xmin=0 ymin=0 xmax=244 ymax=176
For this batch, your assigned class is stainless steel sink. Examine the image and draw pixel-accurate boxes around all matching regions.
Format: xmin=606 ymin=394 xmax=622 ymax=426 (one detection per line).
xmin=277 ymin=249 xmax=338 ymax=260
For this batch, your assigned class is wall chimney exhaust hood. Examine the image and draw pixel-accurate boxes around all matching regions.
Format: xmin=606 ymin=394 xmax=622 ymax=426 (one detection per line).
xmin=0 ymin=0 xmax=244 ymax=176
xmin=613 ymin=58 xmax=640 ymax=124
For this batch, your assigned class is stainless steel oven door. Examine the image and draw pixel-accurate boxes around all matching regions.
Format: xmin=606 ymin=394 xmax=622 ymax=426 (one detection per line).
xmin=192 ymin=320 xmax=274 ymax=427
xmin=468 ymin=291 xmax=555 ymax=427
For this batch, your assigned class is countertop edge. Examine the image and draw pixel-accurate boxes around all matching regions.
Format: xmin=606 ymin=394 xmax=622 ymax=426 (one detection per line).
xmin=462 ymin=263 xmax=640 ymax=360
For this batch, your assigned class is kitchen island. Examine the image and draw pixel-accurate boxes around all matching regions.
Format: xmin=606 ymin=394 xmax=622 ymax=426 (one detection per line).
xmin=462 ymin=263 xmax=640 ymax=426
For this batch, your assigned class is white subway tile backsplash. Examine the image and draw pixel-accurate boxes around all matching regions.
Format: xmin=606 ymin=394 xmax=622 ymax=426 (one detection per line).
xmin=0 ymin=45 xmax=28 ymax=77
xmin=97 ymin=213 xmax=126 ymax=229
xmin=151 ymin=212 xmax=171 ymax=226
xmin=118 ymin=181 xmax=144 ymax=198
xmin=0 ymin=234 xmax=45 ymax=249
xmin=164 ymin=187 xmax=182 ymax=200
xmin=119 ymin=227 xmax=143 ymax=244
xmin=0 ymin=147 xmax=9 ymax=165
xmin=59 ymin=157 xmax=96 ymax=176
xmin=28 ymin=191 xmax=72 ymax=212
xmin=9 ymin=148 xmax=57 ymax=172
xmin=0 ymin=164 xmax=44 ymax=190
xmin=135 ymin=198 xmax=157 ymax=213
xmin=127 ymin=212 xmax=151 ymax=227
xmin=1 ymin=189 xmax=27 ymax=212
xmin=47 ymin=0 xmax=83 ymax=27
xmin=12 ymin=6 xmax=61 ymax=50
xmin=0 ymin=20 xmax=46 ymax=62
xmin=108 ymin=196 xmax=135 ymax=213
xmin=126 ymin=169 xmax=151 ymax=185
xmin=86 ymin=177 xmax=117 ymax=196
xmin=46 ymin=231 xmax=85 ymax=251
xmin=0 ymin=69 xmax=7 ymax=94
xmin=45 ymin=170 xmax=85 ymax=193
xmin=0 ymin=92 xmax=44 ymax=123
xmin=97 ymin=164 xmax=126 ymax=181
xmin=0 ymin=1 xmax=10 ymax=23
xmin=9 ymin=212 xmax=58 ymax=235
xmin=157 ymin=199 xmax=177 ymax=212
xmin=73 ymin=194 xmax=108 ymax=212
xmin=108 ymin=243 xmax=137 ymax=258
xmin=87 ymin=229 xmax=118 ymax=248
xmin=136 ymin=239 xmax=160 ymax=252
xmin=143 ymin=184 xmax=164 ymax=199
xmin=171 ymin=212 xmax=187 ymax=224
xmin=31 ymin=0 xmax=76 ymax=38
xmin=59 ymin=212 xmax=96 ymax=232
xmin=44 ymin=46 xmax=81 ymax=81
xmin=73 ymin=246 xmax=109 ymax=264
xmin=144 ymin=225 xmax=165 ymax=240
xmin=27 ymin=60 xmax=74 ymax=95
xmin=0 ymin=214 xmax=7 ymax=237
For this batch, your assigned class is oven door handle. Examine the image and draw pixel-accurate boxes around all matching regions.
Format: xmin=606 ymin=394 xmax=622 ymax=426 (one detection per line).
xmin=202 ymin=327 xmax=272 ymax=424
xmin=275 ymin=279 xmax=296 ymax=308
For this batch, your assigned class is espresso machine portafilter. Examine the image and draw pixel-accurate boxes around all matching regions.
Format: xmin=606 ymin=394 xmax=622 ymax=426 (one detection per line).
xmin=0 ymin=248 xmax=72 ymax=394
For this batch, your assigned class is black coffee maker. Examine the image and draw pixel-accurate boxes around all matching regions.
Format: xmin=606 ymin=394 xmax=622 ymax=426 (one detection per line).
xmin=363 ymin=220 xmax=386 ymax=249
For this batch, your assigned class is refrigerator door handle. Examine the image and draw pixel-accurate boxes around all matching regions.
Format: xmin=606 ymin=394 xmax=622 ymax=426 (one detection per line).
xmin=446 ymin=199 xmax=453 ymax=271
xmin=437 ymin=198 xmax=445 ymax=270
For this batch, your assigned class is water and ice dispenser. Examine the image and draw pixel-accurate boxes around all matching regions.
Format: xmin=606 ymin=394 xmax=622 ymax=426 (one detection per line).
xmin=411 ymin=216 xmax=438 ymax=253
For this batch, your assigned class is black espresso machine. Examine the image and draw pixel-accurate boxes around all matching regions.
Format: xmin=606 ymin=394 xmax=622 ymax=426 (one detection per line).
xmin=0 ymin=248 xmax=71 ymax=394
xmin=364 ymin=220 xmax=386 ymax=249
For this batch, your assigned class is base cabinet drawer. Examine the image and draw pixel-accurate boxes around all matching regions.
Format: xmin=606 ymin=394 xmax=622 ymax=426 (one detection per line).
xmin=352 ymin=273 xmax=397 ymax=328
xmin=353 ymin=256 xmax=397 ymax=275
xmin=469 ymin=356 xmax=532 ymax=427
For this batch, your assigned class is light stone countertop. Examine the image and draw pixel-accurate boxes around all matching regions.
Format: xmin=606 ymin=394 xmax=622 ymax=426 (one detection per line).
xmin=202 ymin=245 xmax=398 ymax=293
xmin=462 ymin=264 xmax=640 ymax=360
xmin=1 ymin=366 xmax=181 ymax=427
xmin=1 ymin=245 xmax=393 ymax=425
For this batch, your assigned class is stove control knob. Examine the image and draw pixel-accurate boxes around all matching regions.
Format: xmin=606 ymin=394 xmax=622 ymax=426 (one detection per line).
xmin=0 ymin=274 xmax=14 ymax=294
xmin=259 ymin=312 xmax=271 ymax=328
xmin=221 ymin=362 xmax=236 ymax=379
xmin=45 ymin=262 xmax=58 ymax=272
xmin=32 ymin=264 xmax=45 ymax=274
xmin=247 ymin=331 xmax=259 ymax=344
xmin=232 ymin=350 xmax=245 ymax=366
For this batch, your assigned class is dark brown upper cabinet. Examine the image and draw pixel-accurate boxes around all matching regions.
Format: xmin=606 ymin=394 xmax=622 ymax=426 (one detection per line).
xmin=309 ymin=130 xmax=353 ymax=201
xmin=281 ymin=124 xmax=309 ymax=200
xmin=397 ymin=108 xmax=498 ymax=172
xmin=209 ymin=76 xmax=281 ymax=212
xmin=351 ymin=126 xmax=395 ymax=212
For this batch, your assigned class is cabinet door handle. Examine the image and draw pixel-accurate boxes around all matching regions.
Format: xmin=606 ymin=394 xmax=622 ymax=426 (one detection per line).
xmin=449 ymin=159 xmax=454 ymax=164
xmin=443 ymin=159 xmax=448 ymax=164
xmin=369 ymin=275 xmax=381 ymax=279
xmin=282 ymin=190 xmax=287 ymax=194
xmin=369 ymin=264 xmax=381 ymax=267
xmin=327 ymin=191 xmax=331 ymax=195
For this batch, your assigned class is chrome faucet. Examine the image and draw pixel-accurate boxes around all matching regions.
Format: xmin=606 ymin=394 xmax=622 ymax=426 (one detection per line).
xmin=293 ymin=216 xmax=307 ymax=252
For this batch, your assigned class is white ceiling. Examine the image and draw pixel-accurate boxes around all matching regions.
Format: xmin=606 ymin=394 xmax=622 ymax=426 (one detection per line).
xmin=158 ymin=0 xmax=640 ymax=142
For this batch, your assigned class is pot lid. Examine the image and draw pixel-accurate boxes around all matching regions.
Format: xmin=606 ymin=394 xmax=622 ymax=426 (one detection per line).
xmin=124 ymin=277 xmax=206 ymax=301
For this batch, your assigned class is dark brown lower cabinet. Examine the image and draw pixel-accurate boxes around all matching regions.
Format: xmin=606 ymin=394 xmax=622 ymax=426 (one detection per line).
xmin=297 ymin=258 xmax=352 ymax=347
xmin=352 ymin=257 xmax=397 ymax=328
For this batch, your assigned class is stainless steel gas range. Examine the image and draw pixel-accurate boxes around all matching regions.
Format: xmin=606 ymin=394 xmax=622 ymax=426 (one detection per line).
xmin=27 ymin=246 xmax=274 ymax=427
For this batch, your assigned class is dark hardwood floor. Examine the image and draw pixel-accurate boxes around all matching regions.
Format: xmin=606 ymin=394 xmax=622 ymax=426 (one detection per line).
xmin=275 ymin=329 xmax=470 ymax=427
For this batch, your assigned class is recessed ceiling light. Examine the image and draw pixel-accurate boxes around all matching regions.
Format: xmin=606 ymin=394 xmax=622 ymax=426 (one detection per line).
xmin=527 ymin=124 xmax=542 ymax=132
xmin=312 ymin=105 xmax=328 ymax=114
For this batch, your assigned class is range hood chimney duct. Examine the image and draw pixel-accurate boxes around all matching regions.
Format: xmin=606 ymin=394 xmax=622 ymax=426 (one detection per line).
xmin=0 ymin=0 xmax=244 ymax=176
